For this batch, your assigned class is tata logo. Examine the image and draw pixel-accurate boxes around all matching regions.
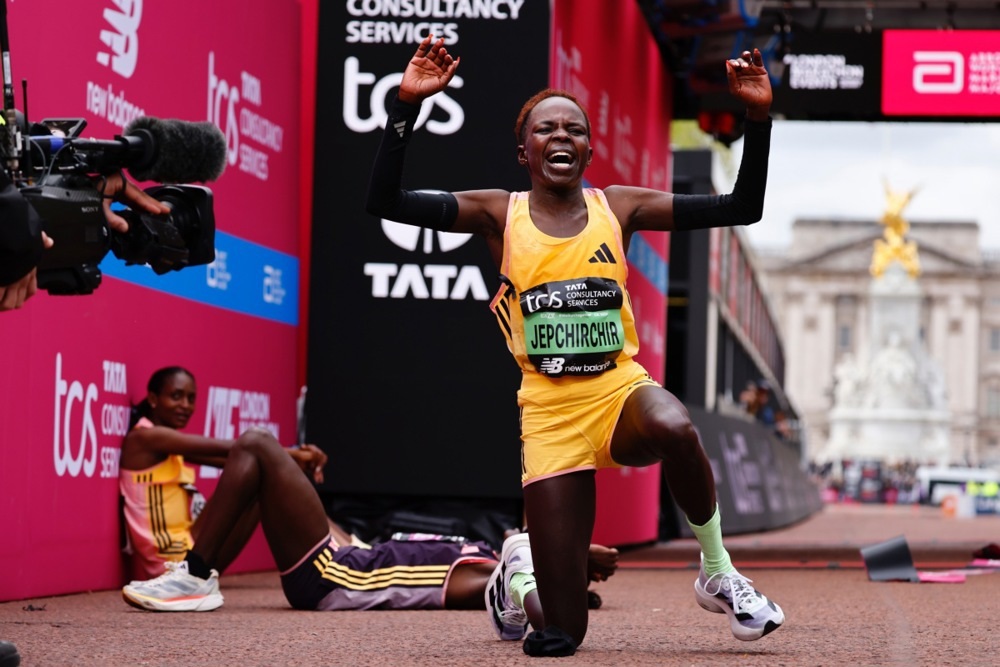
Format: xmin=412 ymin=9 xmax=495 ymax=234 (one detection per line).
xmin=96 ymin=0 xmax=142 ymax=79
xmin=381 ymin=217 xmax=472 ymax=255
xmin=364 ymin=205 xmax=488 ymax=301
xmin=913 ymin=51 xmax=964 ymax=94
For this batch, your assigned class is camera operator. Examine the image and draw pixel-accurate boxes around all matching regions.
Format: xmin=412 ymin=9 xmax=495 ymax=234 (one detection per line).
xmin=0 ymin=170 xmax=168 ymax=310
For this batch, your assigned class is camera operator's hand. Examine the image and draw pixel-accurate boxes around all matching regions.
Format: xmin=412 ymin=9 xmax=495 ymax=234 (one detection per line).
xmin=0 ymin=232 xmax=53 ymax=311
xmin=99 ymin=172 xmax=170 ymax=233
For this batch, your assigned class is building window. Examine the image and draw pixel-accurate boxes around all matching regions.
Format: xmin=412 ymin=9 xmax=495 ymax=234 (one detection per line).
xmin=988 ymin=386 xmax=1000 ymax=419
xmin=838 ymin=325 xmax=852 ymax=351
xmin=990 ymin=327 xmax=1000 ymax=353
xmin=834 ymin=295 xmax=856 ymax=355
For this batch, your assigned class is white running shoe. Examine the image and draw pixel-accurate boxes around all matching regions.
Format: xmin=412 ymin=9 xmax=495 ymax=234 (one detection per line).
xmin=694 ymin=565 xmax=784 ymax=641
xmin=122 ymin=561 xmax=223 ymax=612
xmin=485 ymin=533 xmax=533 ymax=640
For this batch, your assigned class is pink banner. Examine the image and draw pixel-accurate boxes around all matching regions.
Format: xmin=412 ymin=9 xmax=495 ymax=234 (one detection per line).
xmin=2 ymin=1 xmax=302 ymax=254
xmin=1 ymin=0 xmax=304 ymax=601
xmin=883 ymin=30 xmax=1000 ymax=117
xmin=551 ymin=0 xmax=672 ymax=546
xmin=1 ymin=281 xmax=298 ymax=599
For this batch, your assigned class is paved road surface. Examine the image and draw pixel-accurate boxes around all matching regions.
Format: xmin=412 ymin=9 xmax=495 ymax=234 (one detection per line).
xmin=3 ymin=504 xmax=999 ymax=666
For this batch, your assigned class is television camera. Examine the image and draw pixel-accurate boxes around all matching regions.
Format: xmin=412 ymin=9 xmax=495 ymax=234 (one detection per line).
xmin=1 ymin=2 xmax=225 ymax=295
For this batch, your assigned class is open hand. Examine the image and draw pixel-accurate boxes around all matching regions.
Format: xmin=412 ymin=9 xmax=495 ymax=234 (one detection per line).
xmin=726 ymin=48 xmax=772 ymax=120
xmin=398 ymin=34 xmax=460 ymax=105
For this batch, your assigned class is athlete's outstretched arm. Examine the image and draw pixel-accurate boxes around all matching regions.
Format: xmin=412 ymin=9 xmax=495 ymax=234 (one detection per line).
xmin=606 ymin=48 xmax=773 ymax=235
xmin=365 ymin=33 xmax=460 ymax=232
xmin=365 ymin=34 xmax=505 ymax=238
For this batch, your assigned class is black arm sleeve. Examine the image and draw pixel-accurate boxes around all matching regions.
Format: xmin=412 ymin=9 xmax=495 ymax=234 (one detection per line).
xmin=365 ymin=95 xmax=459 ymax=231
xmin=0 ymin=169 xmax=44 ymax=285
xmin=672 ymin=117 xmax=771 ymax=231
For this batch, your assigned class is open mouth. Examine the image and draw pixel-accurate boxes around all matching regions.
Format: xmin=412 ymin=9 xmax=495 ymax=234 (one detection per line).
xmin=547 ymin=151 xmax=575 ymax=168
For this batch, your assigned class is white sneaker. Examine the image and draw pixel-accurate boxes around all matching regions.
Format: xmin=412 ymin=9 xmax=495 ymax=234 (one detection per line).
xmin=485 ymin=533 xmax=533 ymax=640
xmin=694 ymin=566 xmax=784 ymax=641
xmin=122 ymin=561 xmax=223 ymax=612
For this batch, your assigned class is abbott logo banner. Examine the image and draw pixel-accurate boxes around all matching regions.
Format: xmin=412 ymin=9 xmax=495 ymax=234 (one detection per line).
xmin=913 ymin=51 xmax=963 ymax=94
xmin=883 ymin=30 xmax=1000 ymax=116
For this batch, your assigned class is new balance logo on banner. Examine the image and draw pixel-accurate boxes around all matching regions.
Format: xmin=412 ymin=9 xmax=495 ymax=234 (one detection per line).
xmin=97 ymin=0 xmax=142 ymax=78
xmin=588 ymin=243 xmax=617 ymax=264
xmin=393 ymin=120 xmax=407 ymax=138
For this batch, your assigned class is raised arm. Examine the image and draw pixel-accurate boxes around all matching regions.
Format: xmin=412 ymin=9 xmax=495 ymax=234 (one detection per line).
xmin=365 ymin=35 xmax=506 ymax=239
xmin=606 ymin=48 xmax=773 ymax=235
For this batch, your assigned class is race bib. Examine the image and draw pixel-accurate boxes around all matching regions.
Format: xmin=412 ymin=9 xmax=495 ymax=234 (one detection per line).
xmin=520 ymin=277 xmax=625 ymax=377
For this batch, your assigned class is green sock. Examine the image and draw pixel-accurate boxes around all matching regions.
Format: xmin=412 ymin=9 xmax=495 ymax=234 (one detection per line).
xmin=509 ymin=571 xmax=537 ymax=608
xmin=686 ymin=505 xmax=735 ymax=577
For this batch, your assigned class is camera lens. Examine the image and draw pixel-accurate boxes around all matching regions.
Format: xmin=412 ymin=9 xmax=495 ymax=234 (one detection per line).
xmin=109 ymin=185 xmax=216 ymax=274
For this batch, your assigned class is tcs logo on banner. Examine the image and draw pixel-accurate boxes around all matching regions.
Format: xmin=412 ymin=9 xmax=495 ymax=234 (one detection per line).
xmin=342 ymin=57 xmax=465 ymax=135
xmin=207 ymin=52 xmax=286 ymax=182
xmin=53 ymin=354 xmax=130 ymax=479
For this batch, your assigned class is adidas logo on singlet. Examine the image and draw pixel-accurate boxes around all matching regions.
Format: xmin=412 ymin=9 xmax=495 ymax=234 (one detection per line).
xmin=588 ymin=243 xmax=617 ymax=264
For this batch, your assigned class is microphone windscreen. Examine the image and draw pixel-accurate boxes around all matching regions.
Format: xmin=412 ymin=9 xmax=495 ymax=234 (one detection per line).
xmin=124 ymin=117 xmax=227 ymax=183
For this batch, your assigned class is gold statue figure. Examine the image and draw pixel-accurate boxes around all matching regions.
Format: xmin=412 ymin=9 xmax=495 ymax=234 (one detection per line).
xmin=870 ymin=180 xmax=921 ymax=278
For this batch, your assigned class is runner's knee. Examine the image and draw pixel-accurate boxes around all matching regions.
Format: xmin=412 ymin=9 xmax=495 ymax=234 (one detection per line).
xmin=233 ymin=428 xmax=281 ymax=457
xmin=641 ymin=411 xmax=701 ymax=461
